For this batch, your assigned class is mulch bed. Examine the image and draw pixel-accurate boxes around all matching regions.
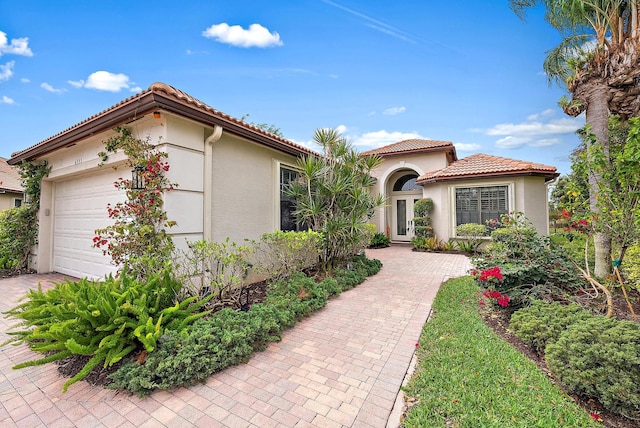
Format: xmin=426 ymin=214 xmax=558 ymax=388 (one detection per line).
xmin=0 ymin=268 xmax=35 ymax=279
xmin=481 ymin=289 xmax=640 ymax=428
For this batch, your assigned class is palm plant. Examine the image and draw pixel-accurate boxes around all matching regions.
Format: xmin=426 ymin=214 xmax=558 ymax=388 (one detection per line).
xmin=511 ymin=0 xmax=640 ymax=277
xmin=285 ymin=128 xmax=386 ymax=271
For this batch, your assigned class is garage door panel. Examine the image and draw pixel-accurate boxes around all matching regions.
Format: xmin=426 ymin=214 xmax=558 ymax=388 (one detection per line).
xmin=53 ymin=170 xmax=124 ymax=279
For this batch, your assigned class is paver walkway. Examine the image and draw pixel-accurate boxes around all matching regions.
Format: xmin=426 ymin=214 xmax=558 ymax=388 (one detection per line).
xmin=0 ymin=246 xmax=470 ymax=427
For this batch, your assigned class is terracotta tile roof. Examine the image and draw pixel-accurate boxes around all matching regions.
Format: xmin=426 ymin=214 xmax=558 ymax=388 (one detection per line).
xmin=0 ymin=157 xmax=23 ymax=193
xmin=361 ymin=139 xmax=455 ymax=156
xmin=10 ymin=82 xmax=317 ymax=164
xmin=417 ymin=153 xmax=559 ymax=183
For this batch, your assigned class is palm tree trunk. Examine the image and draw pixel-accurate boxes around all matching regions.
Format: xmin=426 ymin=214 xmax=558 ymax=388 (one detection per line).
xmin=584 ymin=79 xmax=612 ymax=278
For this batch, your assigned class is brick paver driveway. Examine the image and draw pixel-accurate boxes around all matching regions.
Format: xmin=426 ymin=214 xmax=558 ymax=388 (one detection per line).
xmin=0 ymin=246 xmax=470 ymax=427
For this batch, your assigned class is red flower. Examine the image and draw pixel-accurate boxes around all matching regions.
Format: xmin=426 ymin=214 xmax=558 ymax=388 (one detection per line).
xmin=497 ymin=294 xmax=510 ymax=307
xmin=562 ymin=208 xmax=571 ymax=218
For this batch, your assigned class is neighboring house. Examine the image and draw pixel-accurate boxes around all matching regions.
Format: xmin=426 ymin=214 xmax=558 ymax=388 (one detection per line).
xmin=363 ymin=140 xmax=559 ymax=242
xmin=0 ymin=157 xmax=24 ymax=211
xmin=9 ymin=82 xmax=315 ymax=279
xmin=9 ymin=82 xmax=559 ymax=279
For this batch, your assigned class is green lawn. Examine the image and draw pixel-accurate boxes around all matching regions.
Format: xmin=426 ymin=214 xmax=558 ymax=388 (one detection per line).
xmin=402 ymin=276 xmax=599 ymax=428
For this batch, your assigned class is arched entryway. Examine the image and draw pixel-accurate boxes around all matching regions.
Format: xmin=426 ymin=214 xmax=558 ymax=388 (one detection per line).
xmin=388 ymin=170 xmax=422 ymax=242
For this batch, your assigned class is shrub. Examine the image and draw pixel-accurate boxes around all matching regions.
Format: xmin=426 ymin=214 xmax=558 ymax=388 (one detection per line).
xmin=413 ymin=216 xmax=431 ymax=227
xmin=253 ymin=230 xmax=321 ymax=280
xmin=369 ymin=232 xmax=390 ymax=249
xmin=414 ymin=198 xmax=434 ymax=217
xmin=546 ymin=317 xmax=640 ymax=419
xmin=621 ymin=244 xmax=640 ymax=292
xmin=109 ymin=255 xmax=381 ymax=395
xmin=509 ymin=301 xmax=592 ymax=353
xmin=412 ymin=235 xmax=446 ymax=251
xmin=456 ymin=223 xmax=487 ymax=237
xmin=173 ymin=238 xmax=254 ymax=311
xmin=475 ymin=212 xmax=585 ymax=306
xmin=2 ymin=268 xmax=211 ymax=392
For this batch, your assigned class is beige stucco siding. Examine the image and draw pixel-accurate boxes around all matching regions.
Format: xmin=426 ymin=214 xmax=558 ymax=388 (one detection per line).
xmin=209 ymin=133 xmax=298 ymax=244
xmin=0 ymin=193 xmax=22 ymax=211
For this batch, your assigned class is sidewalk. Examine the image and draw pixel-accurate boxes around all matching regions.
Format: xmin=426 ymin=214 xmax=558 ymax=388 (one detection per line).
xmin=0 ymin=247 xmax=470 ymax=427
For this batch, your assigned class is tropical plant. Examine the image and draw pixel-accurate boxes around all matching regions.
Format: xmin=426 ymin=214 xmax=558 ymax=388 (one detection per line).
xmin=511 ymin=0 xmax=640 ymax=277
xmin=368 ymin=232 xmax=391 ymax=248
xmin=0 ymin=161 xmax=50 ymax=270
xmin=285 ymin=128 xmax=385 ymax=271
xmin=94 ymin=127 xmax=177 ymax=278
xmin=2 ymin=268 xmax=211 ymax=392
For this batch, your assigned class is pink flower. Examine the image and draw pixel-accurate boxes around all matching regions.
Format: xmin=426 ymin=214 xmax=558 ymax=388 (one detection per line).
xmin=415 ymin=343 xmax=420 ymax=349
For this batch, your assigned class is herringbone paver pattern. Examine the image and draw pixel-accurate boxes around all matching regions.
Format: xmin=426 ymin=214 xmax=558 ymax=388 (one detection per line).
xmin=0 ymin=247 xmax=470 ymax=427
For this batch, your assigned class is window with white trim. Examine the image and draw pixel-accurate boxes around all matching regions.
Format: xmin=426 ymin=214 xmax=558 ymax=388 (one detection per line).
xmin=455 ymin=185 xmax=508 ymax=226
xmin=280 ymin=165 xmax=301 ymax=231
xmin=13 ymin=198 xmax=22 ymax=208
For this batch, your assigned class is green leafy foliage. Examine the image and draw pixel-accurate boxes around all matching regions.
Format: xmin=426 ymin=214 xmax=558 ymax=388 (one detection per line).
xmin=254 ymin=230 xmax=322 ymax=279
xmin=108 ymin=255 xmax=381 ymax=396
xmin=509 ymin=301 xmax=593 ymax=353
xmin=174 ymin=238 xmax=254 ymax=311
xmin=284 ymin=128 xmax=385 ymax=270
xmin=413 ymin=198 xmax=434 ymax=240
xmin=475 ymin=212 xmax=585 ymax=307
xmin=0 ymin=161 xmax=50 ymax=270
xmin=368 ymin=232 xmax=390 ymax=249
xmin=622 ymin=244 xmax=640 ymax=292
xmin=3 ymin=268 xmax=211 ymax=392
xmin=455 ymin=223 xmax=487 ymax=253
xmin=546 ymin=317 xmax=640 ymax=419
xmin=94 ymin=127 xmax=178 ymax=278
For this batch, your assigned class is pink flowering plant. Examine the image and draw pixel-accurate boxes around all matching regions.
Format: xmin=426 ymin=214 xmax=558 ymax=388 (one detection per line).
xmin=94 ymin=128 xmax=178 ymax=278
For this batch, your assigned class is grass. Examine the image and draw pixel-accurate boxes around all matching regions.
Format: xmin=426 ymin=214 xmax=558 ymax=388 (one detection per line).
xmin=402 ymin=276 xmax=600 ymax=428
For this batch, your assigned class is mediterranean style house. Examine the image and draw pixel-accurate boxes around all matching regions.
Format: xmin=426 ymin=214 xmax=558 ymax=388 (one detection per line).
xmin=9 ymin=82 xmax=558 ymax=279
xmin=364 ymin=140 xmax=559 ymax=243
xmin=0 ymin=157 xmax=24 ymax=211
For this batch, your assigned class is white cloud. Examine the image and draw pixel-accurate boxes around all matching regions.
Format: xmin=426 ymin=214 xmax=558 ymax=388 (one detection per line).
xmin=1 ymin=95 xmax=14 ymax=104
xmin=203 ymin=23 xmax=283 ymax=48
xmin=0 ymin=61 xmax=14 ymax=81
xmin=67 ymin=79 xmax=84 ymax=88
xmin=351 ymin=130 xmax=424 ymax=147
xmin=383 ymin=106 xmax=406 ymax=115
xmin=0 ymin=31 xmax=33 ymax=57
xmin=20 ymin=77 xmax=29 ymax=83
xmin=71 ymin=71 xmax=139 ymax=92
xmin=530 ymin=138 xmax=561 ymax=147
xmin=336 ymin=124 xmax=348 ymax=134
xmin=526 ymin=109 xmax=554 ymax=121
xmin=455 ymin=142 xmax=482 ymax=152
xmin=40 ymin=82 xmax=66 ymax=94
xmin=487 ymin=117 xmax=581 ymax=137
xmin=495 ymin=136 xmax=531 ymax=149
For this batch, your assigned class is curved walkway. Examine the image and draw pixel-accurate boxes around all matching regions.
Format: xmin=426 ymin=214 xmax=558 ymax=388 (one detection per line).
xmin=0 ymin=246 xmax=470 ymax=428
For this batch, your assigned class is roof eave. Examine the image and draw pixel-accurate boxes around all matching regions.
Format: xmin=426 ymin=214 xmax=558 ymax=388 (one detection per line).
xmin=417 ymin=170 xmax=559 ymax=185
xmin=9 ymin=90 xmax=314 ymax=165
xmin=373 ymin=146 xmax=456 ymax=159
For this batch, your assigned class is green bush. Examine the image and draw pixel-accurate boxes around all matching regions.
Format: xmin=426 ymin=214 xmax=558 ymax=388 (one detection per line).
xmin=414 ymin=226 xmax=434 ymax=238
xmin=253 ymin=230 xmax=321 ymax=280
xmin=509 ymin=301 xmax=593 ymax=353
xmin=622 ymin=244 xmax=640 ymax=292
xmin=546 ymin=317 xmax=640 ymax=419
xmin=475 ymin=212 xmax=585 ymax=306
xmin=456 ymin=223 xmax=487 ymax=237
xmin=0 ymin=205 xmax=38 ymax=270
xmin=414 ymin=198 xmax=434 ymax=217
xmin=2 ymin=268 xmax=211 ymax=392
xmin=368 ymin=232 xmax=390 ymax=248
xmin=109 ymin=255 xmax=382 ymax=396
xmin=413 ymin=216 xmax=431 ymax=227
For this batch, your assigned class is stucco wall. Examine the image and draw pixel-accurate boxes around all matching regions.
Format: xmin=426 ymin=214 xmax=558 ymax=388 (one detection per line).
xmin=209 ymin=133 xmax=299 ymax=244
xmin=423 ymin=176 xmax=551 ymax=241
xmin=0 ymin=192 xmax=22 ymax=211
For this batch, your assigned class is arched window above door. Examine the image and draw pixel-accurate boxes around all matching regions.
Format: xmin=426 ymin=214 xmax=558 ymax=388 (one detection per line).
xmin=393 ymin=174 xmax=421 ymax=192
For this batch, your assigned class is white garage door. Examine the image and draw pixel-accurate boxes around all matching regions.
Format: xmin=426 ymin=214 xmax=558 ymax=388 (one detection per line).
xmin=53 ymin=169 xmax=125 ymax=279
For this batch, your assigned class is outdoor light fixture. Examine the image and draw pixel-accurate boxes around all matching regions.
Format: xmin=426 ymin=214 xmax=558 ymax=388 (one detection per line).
xmin=131 ymin=165 xmax=146 ymax=190
xmin=153 ymin=111 xmax=161 ymax=119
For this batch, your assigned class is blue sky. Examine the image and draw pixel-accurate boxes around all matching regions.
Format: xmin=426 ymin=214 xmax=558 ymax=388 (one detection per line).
xmin=0 ymin=1 xmax=583 ymax=174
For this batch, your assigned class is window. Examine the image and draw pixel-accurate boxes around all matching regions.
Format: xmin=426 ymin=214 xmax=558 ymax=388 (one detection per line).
xmin=280 ymin=166 xmax=301 ymax=231
xmin=455 ymin=185 xmax=508 ymax=226
xmin=393 ymin=174 xmax=421 ymax=192
xmin=14 ymin=198 xmax=22 ymax=208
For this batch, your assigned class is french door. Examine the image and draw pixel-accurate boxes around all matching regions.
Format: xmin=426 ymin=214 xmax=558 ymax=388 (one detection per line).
xmin=391 ymin=196 xmax=421 ymax=241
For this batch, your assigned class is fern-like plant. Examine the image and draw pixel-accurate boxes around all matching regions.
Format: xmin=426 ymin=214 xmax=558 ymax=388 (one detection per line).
xmin=2 ymin=267 xmax=211 ymax=392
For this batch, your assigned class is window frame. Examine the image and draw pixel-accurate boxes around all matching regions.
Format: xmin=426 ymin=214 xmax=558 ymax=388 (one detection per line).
xmin=13 ymin=197 xmax=23 ymax=208
xmin=449 ymin=182 xmax=515 ymax=237
xmin=275 ymin=160 xmax=303 ymax=232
